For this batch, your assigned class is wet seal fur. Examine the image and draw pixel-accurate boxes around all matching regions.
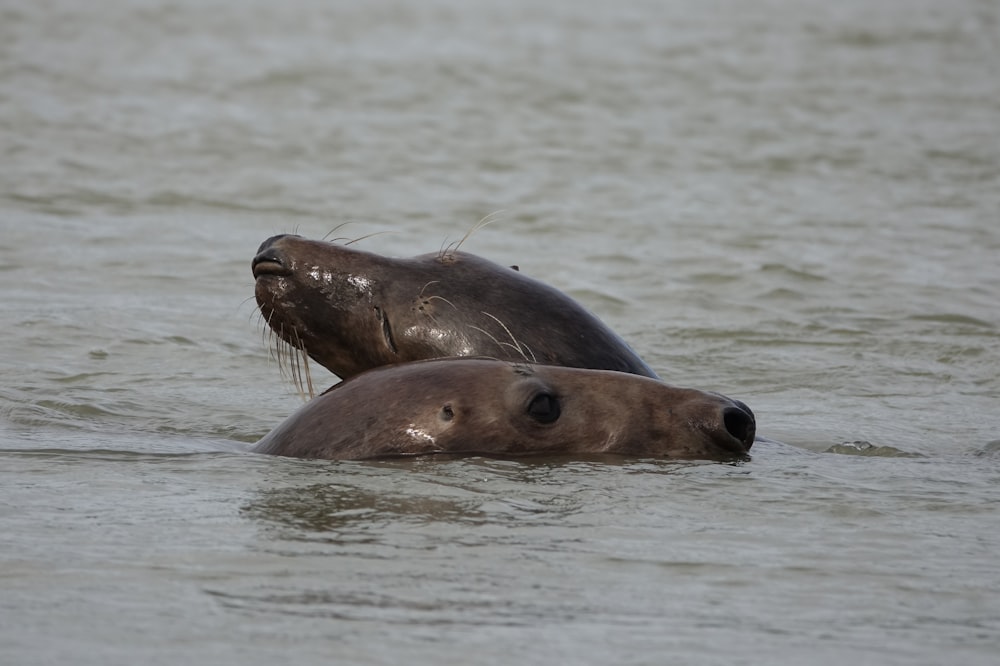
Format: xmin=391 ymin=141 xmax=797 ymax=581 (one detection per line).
xmin=252 ymin=233 xmax=658 ymax=384
xmin=252 ymin=358 xmax=755 ymax=461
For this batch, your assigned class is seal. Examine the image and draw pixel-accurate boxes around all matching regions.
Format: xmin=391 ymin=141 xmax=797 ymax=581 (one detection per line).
xmin=252 ymin=358 xmax=755 ymax=461
xmin=252 ymin=234 xmax=659 ymax=382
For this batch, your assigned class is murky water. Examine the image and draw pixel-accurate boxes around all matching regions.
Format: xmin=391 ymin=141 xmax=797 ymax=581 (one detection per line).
xmin=2 ymin=1 xmax=999 ymax=664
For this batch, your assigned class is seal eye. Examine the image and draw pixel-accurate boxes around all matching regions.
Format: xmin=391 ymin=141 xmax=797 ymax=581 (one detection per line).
xmin=526 ymin=393 xmax=560 ymax=424
xmin=374 ymin=305 xmax=398 ymax=354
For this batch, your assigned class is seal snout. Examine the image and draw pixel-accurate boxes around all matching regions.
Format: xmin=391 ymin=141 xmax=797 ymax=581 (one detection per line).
xmin=252 ymin=235 xmax=294 ymax=278
xmin=722 ymin=401 xmax=756 ymax=453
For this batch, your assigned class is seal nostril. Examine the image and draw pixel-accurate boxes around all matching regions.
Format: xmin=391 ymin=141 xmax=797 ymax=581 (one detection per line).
xmin=723 ymin=406 xmax=756 ymax=449
xmin=526 ymin=392 xmax=561 ymax=424
xmin=252 ymin=247 xmax=290 ymax=278
xmin=255 ymin=234 xmax=296 ymax=255
xmin=253 ymin=235 xmax=303 ymax=278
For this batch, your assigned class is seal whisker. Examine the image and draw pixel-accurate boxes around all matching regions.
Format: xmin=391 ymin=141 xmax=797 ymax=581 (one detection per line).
xmin=322 ymin=222 xmax=354 ymax=242
xmin=415 ymin=282 xmax=458 ymax=327
xmin=239 ymin=295 xmax=261 ymax=315
xmin=418 ymin=280 xmax=442 ymax=298
xmin=269 ymin=321 xmax=284 ymax=377
xmin=285 ymin=326 xmax=304 ymax=399
xmin=468 ymin=326 xmax=506 ymax=351
xmin=426 ymin=295 xmax=457 ymax=309
xmin=260 ymin=316 xmax=314 ymax=401
xmin=479 ymin=311 xmax=537 ymax=363
xmin=257 ymin=310 xmax=272 ymax=358
xmin=343 ymin=230 xmax=396 ymax=246
xmin=263 ymin=310 xmax=279 ymax=356
xmin=284 ymin=325 xmax=304 ymax=398
xmin=439 ymin=210 xmax=505 ymax=259
xmin=417 ymin=280 xmax=458 ymax=310
xmin=519 ymin=340 xmax=537 ymax=364
xmin=257 ymin=310 xmax=267 ymax=350
xmin=289 ymin=328 xmax=315 ymax=400
xmin=261 ymin=309 xmax=278 ymax=362
xmin=469 ymin=332 xmax=534 ymax=360
xmin=247 ymin=306 xmax=269 ymax=343
xmin=302 ymin=352 xmax=314 ymax=398
xmin=469 ymin=319 xmax=534 ymax=364
xmin=274 ymin=322 xmax=289 ymax=379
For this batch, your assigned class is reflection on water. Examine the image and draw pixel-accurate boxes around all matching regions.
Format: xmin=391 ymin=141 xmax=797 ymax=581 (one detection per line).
xmin=242 ymin=457 xmax=697 ymax=536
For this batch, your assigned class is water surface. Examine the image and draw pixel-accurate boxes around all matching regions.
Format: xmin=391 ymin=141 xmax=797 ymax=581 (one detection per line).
xmin=2 ymin=1 xmax=999 ymax=664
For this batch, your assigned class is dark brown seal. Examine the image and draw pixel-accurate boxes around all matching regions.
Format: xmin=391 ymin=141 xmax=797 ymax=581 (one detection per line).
xmin=252 ymin=234 xmax=658 ymax=381
xmin=252 ymin=358 xmax=755 ymax=461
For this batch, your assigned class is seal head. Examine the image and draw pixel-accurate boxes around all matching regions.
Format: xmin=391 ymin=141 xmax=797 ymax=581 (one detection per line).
xmin=253 ymin=234 xmax=659 ymax=380
xmin=252 ymin=359 xmax=755 ymax=461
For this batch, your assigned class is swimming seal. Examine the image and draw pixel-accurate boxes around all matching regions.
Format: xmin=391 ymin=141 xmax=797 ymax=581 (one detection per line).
xmin=252 ymin=234 xmax=658 ymax=381
xmin=252 ymin=358 xmax=755 ymax=461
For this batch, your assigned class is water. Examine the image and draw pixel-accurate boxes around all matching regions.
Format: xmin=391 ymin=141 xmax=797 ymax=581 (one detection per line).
xmin=2 ymin=0 xmax=999 ymax=663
